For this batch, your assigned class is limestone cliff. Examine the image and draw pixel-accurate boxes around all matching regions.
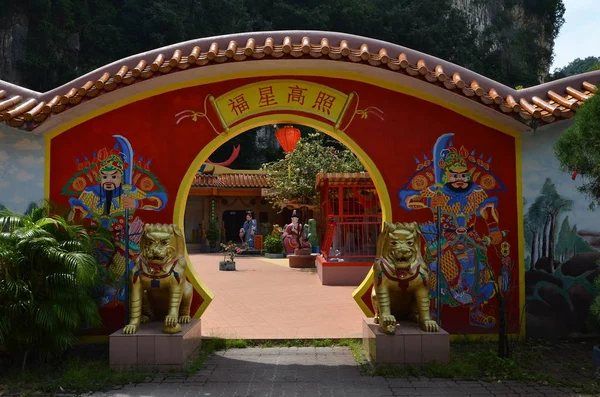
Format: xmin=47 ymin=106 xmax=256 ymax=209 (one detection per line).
xmin=0 ymin=0 xmax=564 ymax=89
xmin=0 ymin=12 xmax=28 ymax=86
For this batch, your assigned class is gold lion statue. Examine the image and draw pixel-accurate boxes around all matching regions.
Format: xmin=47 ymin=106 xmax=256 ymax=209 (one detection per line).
xmin=371 ymin=221 xmax=439 ymax=334
xmin=123 ymin=223 xmax=194 ymax=334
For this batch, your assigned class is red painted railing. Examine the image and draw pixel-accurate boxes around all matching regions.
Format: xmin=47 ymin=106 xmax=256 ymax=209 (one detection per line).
xmin=322 ymin=221 xmax=380 ymax=261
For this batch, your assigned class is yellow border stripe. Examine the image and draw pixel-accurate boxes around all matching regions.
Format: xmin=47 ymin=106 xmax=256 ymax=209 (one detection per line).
xmin=515 ymin=134 xmax=526 ymax=339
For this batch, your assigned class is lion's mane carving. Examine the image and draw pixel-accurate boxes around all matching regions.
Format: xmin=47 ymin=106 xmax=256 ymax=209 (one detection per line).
xmin=123 ymin=223 xmax=194 ymax=334
xmin=371 ymin=222 xmax=439 ymax=334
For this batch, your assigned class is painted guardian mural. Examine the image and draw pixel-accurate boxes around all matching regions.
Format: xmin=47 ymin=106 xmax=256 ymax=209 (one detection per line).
xmin=399 ymin=133 xmax=512 ymax=330
xmin=395 ymin=133 xmax=518 ymax=335
xmin=523 ymin=123 xmax=600 ymax=339
xmin=61 ymin=135 xmax=168 ymax=328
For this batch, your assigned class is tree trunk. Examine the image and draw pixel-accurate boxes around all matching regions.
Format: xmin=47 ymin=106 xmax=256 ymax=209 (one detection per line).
xmin=530 ymin=231 xmax=537 ymax=270
xmin=21 ymin=350 xmax=29 ymax=371
xmin=542 ymin=216 xmax=550 ymax=258
xmin=548 ymin=214 xmax=557 ymax=273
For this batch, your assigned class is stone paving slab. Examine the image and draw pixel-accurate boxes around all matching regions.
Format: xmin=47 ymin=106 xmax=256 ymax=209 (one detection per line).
xmin=87 ymin=347 xmax=591 ymax=397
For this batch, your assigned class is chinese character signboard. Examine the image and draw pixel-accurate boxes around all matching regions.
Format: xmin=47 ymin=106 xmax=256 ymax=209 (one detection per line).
xmin=207 ymin=80 xmax=354 ymax=132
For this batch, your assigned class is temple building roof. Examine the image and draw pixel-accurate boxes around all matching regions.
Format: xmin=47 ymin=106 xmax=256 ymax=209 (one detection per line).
xmin=192 ymin=172 xmax=271 ymax=188
xmin=315 ymin=172 xmax=374 ymax=188
xmin=0 ymin=31 xmax=598 ymax=132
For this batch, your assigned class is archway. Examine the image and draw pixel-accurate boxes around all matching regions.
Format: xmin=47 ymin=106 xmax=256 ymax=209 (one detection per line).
xmin=36 ymin=34 xmax=530 ymax=337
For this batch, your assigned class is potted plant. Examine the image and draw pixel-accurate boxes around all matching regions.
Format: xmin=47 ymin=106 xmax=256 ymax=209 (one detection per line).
xmin=219 ymin=241 xmax=243 ymax=271
xmin=264 ymin=235 xmax=284 ymax=258
xmin=206 ymin=219 xmax=221 ymax=252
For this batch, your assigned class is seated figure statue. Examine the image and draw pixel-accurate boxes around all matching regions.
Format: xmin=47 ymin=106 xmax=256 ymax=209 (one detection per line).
xmin=282 ymin=210 xmax=310 ymax=253
xmin=371 ymin=221 xmax=439 ymax=334
xmin=123 ymin=223 xmax=194 ymax=334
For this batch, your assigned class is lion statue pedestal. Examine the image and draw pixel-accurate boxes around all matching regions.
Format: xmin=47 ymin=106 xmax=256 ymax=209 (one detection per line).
xmin=109 ymin=223 xmax=202 ymax=371
xmin=362 ymin=222 xmax=450 ymax=365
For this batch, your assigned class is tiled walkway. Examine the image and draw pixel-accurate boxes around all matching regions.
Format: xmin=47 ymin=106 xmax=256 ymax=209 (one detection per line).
xmin=90 ymin=347 xmax=582 ymax=397
xmin=189 ymin=254 xmax=365 ymax=339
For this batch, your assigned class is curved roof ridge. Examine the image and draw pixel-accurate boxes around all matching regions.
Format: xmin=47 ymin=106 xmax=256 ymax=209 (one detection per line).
xmin=2 ymin=30 xmax=521 ymax=99
xmin=0 ymin=31 xmax=597 ymax=131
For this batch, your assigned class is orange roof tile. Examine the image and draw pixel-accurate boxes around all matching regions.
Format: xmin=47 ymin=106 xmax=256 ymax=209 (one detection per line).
xmin=0 ymin=31 xmax=598 ymax=131
xmin=315 ymin=172 xmax=374 ymax=188
xmin=192 ymin=173 xmax=271 ymax=188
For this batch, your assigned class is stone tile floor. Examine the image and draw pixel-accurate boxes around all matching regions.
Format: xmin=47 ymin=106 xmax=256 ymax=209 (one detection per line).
xmin=89 ymin=347 xmax=590 ymax=397
xmin=190 ymin=254 xmax=365 ymax=339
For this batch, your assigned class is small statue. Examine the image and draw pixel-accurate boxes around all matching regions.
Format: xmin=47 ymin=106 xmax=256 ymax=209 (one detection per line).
xmin=123 ymin=223 xmax=194 ymax=334
xmin=306 ymin=218 xmax=319 ymax=247
xmin=282 ymin=210 xmax=310 ymax=253
xmin=371 ymin=221 xmax=439 ymax=334
xmin=239 ymin=211 xmax=257 ymax=249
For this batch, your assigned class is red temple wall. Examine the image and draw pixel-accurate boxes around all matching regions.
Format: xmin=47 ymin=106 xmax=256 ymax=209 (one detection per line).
xmin=49 ymin=75 xmax=520 ymax=335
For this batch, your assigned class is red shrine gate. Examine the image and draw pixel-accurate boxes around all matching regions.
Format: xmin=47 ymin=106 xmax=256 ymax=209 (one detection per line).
xmin=317 ymin=172 xmax=381 ymax=261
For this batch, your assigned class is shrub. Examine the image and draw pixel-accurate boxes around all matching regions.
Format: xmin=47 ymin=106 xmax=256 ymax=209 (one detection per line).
xmin=264 ymin=235 xmax=284 ymax=254
xmin=0 ymin=206 xmax=112 ymax=369
xmin=206 ymin=219 xmax=221 ymax=244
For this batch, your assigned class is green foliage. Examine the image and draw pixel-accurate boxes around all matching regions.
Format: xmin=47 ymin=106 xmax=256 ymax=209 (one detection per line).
xmin=261 ymin=131 xmax=364 ymax=209
xmin=205 ymin=219 xmax=221 ymax=244
xmin=306 ymin=218 xmax=319 ymax=246
xmin=0 ymin=206 xmax=112 ymax=368
xmin=264 ymin=234 xmax=284 ymax=254
xmin=589 ymin=274 xmax=600 ymax=324
xmin=550 ymin=56 xmax=600 ymax=81
xmin=3 ymin=0 xmax=566 ymax=90
xmin=554 ymin=89 xmax=600 ymax=209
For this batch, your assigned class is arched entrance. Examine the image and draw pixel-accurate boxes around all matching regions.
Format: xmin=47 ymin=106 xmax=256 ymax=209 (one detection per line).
xmin=34 ymin=33 xmax=531 ymax=336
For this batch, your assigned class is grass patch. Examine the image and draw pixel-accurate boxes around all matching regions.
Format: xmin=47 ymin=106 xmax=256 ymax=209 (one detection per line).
xmin=0 ymin=346 xmax=153 ymax=396
xmin=362 ymin=340 xmax=600 ymax=395
xmin=2 ymin=337 xmax=598 ymax=396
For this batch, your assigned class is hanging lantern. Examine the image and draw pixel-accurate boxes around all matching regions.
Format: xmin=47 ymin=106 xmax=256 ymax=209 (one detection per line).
xmin=275 ymin=126 xmax=301 ymax=153
xmin=275 ymin=126 xmax=301 ymax=179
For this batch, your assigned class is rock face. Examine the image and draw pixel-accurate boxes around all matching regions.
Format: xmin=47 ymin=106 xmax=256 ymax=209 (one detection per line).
xmin=0 ymin=12 xmax=28 ymax=86
xmin=561 ymin=252 xmax=600 ymax=277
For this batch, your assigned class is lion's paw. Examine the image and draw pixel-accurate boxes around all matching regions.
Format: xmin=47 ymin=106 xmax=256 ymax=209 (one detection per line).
xmin=380 ymin=314 xmax=397 ymax=334
xmin=140 ymin=315 xmax=150 ymax=324
xmin=178 ymin=315 xmax=191 ymax=324
xmin=164 ymin=315 xmax=178 ymax=328
xmin=420 ymin=320 xmax=439 ymax=333
xmin=122 ymin=324 xmax=139 ymax=334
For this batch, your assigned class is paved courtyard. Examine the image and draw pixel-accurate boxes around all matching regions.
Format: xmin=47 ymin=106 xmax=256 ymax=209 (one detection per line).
xmin=90 ymin=347 xmax=585 ymax=397
xmin=190 ymin=254 xmax=365 ymax=339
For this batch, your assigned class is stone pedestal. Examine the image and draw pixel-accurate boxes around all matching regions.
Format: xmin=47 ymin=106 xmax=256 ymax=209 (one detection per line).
xmin=288 ymin=248 xmax=316 ymax=268
xmin=362 ymin=318 xmax=449 ymax=365
xmin=110 ymin=319 xmax=202 ymax=371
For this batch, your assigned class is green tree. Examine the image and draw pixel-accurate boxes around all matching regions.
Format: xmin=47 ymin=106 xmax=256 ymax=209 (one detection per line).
xmin=549 ymin=56 xmax=600 ymax=81
xmin=554 ymin=88 xmax=600 ymax=209
xmin=0 ymin=206 xmax=112 ymax=368
xmin=261 ymin=130 xmax=364 ymax=210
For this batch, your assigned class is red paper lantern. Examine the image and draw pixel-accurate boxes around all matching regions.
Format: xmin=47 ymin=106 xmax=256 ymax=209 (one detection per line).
xmin=275 ymin=126 xmax=301 ymax=153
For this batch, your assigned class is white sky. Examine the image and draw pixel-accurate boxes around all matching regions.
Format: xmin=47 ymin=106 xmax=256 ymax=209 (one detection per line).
xmin=550 ymin=0 xmax=600 ymax=71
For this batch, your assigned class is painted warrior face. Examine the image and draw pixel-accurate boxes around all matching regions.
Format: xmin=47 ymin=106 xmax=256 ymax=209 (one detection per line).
xmin=446 ymin=166 xmax=470 ymax=190
xmin=101 ymin=169 xmax=122 ymax=191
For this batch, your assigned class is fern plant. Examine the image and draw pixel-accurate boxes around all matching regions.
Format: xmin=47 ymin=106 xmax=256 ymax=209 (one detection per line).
xmin=0 ymin=206 xmax=113 ymax=369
